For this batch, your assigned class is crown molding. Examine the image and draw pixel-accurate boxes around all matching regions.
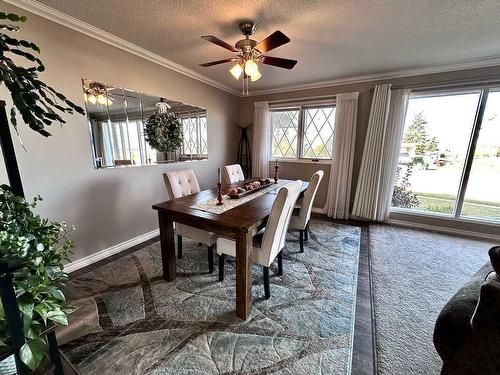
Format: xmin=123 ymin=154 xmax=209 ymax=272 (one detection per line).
xmin=6 ymin=0 xmax=500 ymax=99
xmin=246 ymin=55 xmax=500 ymax=97
xmin=4 ymin=0 xmax=241 ymax=96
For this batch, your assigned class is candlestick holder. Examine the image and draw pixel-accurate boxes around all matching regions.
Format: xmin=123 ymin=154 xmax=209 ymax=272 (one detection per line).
xmin=274 ymin=165 xmax=279 ymax=184
xmin=216 ymin=182 xmax=224 ymax=205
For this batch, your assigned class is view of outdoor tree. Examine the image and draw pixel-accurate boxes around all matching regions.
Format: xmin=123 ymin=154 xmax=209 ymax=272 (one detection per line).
xmin=403 ymin=112 xmax=440 ymax=155
xmin=393 ymin=91 xmax=500 ymax=221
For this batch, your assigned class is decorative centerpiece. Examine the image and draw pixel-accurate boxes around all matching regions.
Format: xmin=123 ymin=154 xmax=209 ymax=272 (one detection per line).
xmin=144 ymin=103 xmax=183 ymax=152
xmin=227 ymin=178 xmax=272 ymax=199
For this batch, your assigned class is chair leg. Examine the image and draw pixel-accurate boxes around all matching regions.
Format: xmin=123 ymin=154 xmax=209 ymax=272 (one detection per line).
xmin=177 ymin=235 xmax=182 ymax=259
xmin=277 ymin=251 xmax=283 ymax=276
xmin=263 ymin=266 xmax=270 ymax=299
xmin=208 ymin=245 xmax=214 ymax=273
xmin=218 ymin=254 xmax=225 ymax=282
xmin=299 ymin=230 xmax=304 ymax=253
xmin=304 ymin=224 xmax=309 ymax=241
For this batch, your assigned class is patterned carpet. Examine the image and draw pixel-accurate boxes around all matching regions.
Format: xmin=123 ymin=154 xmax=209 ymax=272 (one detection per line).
xmin=57 ymin=220 xmax=360 ymax=374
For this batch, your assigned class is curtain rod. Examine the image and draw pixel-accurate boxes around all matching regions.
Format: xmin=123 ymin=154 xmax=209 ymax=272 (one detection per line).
xmin=370 ymin=75 xmax=500 ymax=93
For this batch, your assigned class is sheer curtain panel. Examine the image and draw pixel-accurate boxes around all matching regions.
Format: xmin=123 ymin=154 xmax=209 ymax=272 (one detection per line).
xmin=326 ymin=92 xmax=359 ymax=219
xmin=252 ymin=101 xmax=271 ymax=178
xmin=352 ymin=85 xmax=411 ymax=220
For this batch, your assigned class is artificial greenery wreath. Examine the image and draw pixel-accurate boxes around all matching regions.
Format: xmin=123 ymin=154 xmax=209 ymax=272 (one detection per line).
xmin=144 ymin=112 xmax=183 ymax=152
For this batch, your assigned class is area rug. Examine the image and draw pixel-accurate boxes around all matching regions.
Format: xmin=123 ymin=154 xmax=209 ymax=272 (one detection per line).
xmin=370 ymin=224 xmax=496 ymax=375
xmin=58 ymin=220 xmax=360 ymax=374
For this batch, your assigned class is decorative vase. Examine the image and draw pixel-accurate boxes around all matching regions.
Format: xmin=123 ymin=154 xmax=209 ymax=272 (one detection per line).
xmin=0 ymin=355 xmax=17 ymax=375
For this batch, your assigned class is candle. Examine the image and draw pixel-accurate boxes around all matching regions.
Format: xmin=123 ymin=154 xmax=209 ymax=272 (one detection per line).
xmin=217 ymin=167 xmax=221 ymax=184
xmin=275 ymin=159 xmax=278 ymax=167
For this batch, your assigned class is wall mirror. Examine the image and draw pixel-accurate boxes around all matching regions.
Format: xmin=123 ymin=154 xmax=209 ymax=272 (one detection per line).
xmin=82 ymin=79 xmax=208 ymax=169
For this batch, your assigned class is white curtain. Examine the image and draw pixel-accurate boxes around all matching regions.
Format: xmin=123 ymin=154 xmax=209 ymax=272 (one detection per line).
xmin=377 ymin=89 xmax=411 ymax=220
xmin=352 ymin=84 xmax=411 ymax=220
xmin=252 ymin=101 xmax=271 ymax=178
xmin=327 ymin=92 xmax=359 ymax=219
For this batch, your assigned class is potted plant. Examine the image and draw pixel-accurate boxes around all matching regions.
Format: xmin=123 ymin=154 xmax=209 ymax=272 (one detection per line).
xmin=0 ymin=11 xmax=84 ymax=372
xmin=0 ymin=186 xmax=74 ymax=371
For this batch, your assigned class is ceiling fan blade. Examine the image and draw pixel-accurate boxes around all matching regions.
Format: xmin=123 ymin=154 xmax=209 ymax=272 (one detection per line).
xmin=199 ymin=58 xmax=238 ymax=67
xmin=201 ymin=35 xmax=239 ymax=52
xmin=260 ymin=56 xmax=297 ymax=70
xmin=255 ymin=31 xmax=290 ymax=53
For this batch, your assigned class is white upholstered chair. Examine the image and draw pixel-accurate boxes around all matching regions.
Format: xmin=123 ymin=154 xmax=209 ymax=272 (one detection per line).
xmin=289 ymin=170 xmax=324 ymax=252
xmin=163 ymin=169 xmax=216 ymax=272
xmin=217 ymin=180 xmax=302 ymax=299
xmin=223 ymin=164 xmax=245 ymax=185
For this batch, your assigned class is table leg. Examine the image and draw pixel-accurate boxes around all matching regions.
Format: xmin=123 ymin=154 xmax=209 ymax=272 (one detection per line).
xmin=158 ymin=212 xmax=176 ymax=281
xmin=235 ymin=231 xmax=252 ymax=319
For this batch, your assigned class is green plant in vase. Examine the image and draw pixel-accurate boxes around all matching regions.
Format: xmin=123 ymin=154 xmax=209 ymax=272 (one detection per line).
xmin=0 ymin=185 xmax=75 ymax=370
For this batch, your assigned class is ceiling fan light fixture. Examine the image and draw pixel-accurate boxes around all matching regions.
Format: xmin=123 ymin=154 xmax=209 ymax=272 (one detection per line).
xmin=97 ymin=94 xmax=108 ymax=105
xmin=250 ymin=70 xmax=262 ymax=82
xmin=244 ymin=59 xmax=258 ymax=76
xmin=87 ymin=93 xmax=97 ymax=104
xmin=229 ymin=63 xmax=243 ymax=80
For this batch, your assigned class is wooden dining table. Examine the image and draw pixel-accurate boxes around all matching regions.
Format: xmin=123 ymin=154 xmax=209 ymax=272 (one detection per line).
xmin=152 ymin=179 xmax=308 ymax=320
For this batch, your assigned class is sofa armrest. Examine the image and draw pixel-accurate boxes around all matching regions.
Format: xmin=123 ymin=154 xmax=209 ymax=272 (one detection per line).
xmin=470 ymin=272 xmax=500 ymax=330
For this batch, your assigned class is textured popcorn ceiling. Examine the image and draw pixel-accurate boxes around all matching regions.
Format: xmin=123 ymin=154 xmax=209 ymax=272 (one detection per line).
xmin=36 ymin=0 xmax=500 ymax=92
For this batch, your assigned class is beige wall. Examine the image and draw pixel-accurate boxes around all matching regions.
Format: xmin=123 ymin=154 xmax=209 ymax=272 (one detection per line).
xmin=0 ymin=2 xmax=239 ymax=261
xmin=240 ymin=66 xmax=500 ymax=237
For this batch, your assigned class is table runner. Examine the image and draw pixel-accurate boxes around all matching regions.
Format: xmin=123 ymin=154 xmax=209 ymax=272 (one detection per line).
xmin=190 ymin=181 xmax=287 ymax=214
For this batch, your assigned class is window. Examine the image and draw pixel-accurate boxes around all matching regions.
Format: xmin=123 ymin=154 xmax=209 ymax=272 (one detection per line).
xmin=181 ymin=115 xmax=208 ymax=158
xmin=271 ymin=108 xmax=299 ymax=158
xmin=391 ymin=87 xmax=500 ymax=223
xmin=271 ymin=104 xmax=336 ymax=160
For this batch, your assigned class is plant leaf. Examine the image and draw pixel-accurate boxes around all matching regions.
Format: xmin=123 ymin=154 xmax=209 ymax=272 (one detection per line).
xmin=47 ymin=309 xmax=68 ymax=325
xmin=19 ymin=338 xmax=45 ymax=371
xmin=49 ymin=288 xmax=65 ymax=301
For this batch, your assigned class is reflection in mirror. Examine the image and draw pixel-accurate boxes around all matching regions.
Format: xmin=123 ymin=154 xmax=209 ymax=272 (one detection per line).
xmin=83 ymin=79 xmax=208 ymax=169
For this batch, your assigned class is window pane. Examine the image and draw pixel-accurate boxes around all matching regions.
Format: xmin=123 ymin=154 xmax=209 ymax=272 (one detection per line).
xmin=271 ymin=109 xmax=299 ymax=158
xmin=182 ymin=117 xmax=199 ymax=155
xmin=302 ymin=106 xmax=336 ymax=159
xmin=199 ymin=116 xmax=208 ymax=155
xmin=461 ymin=90 xmax=500 ymax=221
xmin=392 ymin=91 xmax=480 ymax=215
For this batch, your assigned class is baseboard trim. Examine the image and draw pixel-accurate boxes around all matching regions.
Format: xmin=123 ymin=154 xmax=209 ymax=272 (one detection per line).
xmin=386 ymin=219 xmax=500 ymax=242
xmin=64 ymin=229 xmax=159 ymax=273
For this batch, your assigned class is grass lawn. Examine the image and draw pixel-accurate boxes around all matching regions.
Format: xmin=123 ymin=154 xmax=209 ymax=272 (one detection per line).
xmin=411 ymin=192 xmax=500 ymax=220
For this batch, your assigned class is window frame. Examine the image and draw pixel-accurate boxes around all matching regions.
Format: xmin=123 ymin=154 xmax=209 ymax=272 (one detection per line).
xmin=390 ymin=86 xmax=500 ymax=224
xmin=270 ymin=99 xmax=336 ymax=163
xmin=180 ymin=113 xmax=208 ymax=160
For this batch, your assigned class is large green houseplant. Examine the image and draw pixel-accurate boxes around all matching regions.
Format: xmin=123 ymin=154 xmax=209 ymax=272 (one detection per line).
xmin=0 ymin=186 xmax=74 ymax=370
xmin=0 ymin=11 xmax=84 ymax=371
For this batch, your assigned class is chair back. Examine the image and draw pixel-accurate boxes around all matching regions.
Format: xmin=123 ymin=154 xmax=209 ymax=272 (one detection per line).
xmin=297 ymin=170 xmax=324 ymax=229
xmin=163 ymin=169 xmax=200 ymax=199
xmin=223 ymin=164 xmax=245 ymax=184
xmin=261 ymin=180 xmax=302 ymax=265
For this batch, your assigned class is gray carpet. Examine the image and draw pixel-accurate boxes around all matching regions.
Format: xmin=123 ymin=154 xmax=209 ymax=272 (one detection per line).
xmin=370 ymin=224 xmax=496 ymax=375
xmin=58 ymin=220 xmax=360 ymax=374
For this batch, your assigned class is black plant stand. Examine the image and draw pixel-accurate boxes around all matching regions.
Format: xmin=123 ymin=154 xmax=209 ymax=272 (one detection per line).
xmin=237 ymin=126 xmax=251 ymax=178
xmin=0 ymin=101 xmax=65 ymax=374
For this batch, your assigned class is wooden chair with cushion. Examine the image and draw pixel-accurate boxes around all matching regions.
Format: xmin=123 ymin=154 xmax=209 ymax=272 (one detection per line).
xmin=217 ymin=180 xmax=302 ymax=299
xmin=289 ymin=170 xmax=324 ymax=252
xmin=163 ymin=169 xmax=216 ymax=273
xmin=223 ymin=164 xmax=245 ymax=185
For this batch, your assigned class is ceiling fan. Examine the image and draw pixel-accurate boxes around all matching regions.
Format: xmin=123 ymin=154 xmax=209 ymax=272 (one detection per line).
xmin=199 ymin=21 xmax=297 ymax=94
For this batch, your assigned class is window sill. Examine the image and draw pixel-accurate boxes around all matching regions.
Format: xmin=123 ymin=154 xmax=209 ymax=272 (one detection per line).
xmin=273 ymin=158 xmax=332 ymax=165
